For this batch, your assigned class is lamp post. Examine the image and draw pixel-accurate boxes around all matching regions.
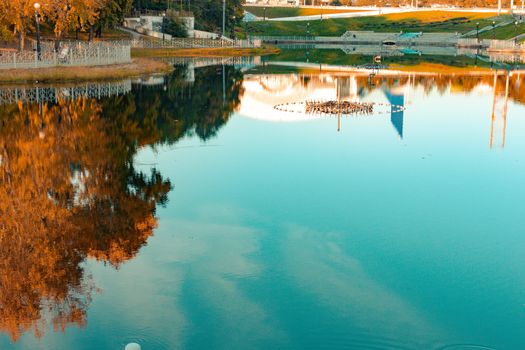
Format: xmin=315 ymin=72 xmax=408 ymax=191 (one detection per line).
xmin=222 ymin=0 xmax=226 ymax=38
xmin=34 ymin=2 xmax=42 ymax=61
xmin=162 ymin=12 xmax=166 ymax=45
xmin=232 ymin=15 xmax=236 ymax=39
xmin=515 ymin=21 xmax=519 ymax=44
xmin=306 ymin=22 xmax=310 ymax=38
xmin=476 ymin=22 xmax=479 ymax=43
xmin=492 ymin=21 xmax=496 ymax=39
xmin=263 ymin=7 xmax=267 ymax=21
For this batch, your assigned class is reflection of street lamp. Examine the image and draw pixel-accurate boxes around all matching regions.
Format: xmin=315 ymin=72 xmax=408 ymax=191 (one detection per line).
xmin=492 ymin=20 xmax=496 ymax=39
xmin=34 ymin=2 xmax=42 ymax=61
xmin=476 ymin=22 xmax=480 ymax=42
xmin=162 ymin=12 xmax=166 ymax=44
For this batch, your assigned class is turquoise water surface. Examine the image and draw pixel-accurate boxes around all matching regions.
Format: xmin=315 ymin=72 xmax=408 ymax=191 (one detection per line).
xmin=1 ymin=64 xmax=524 ymax=350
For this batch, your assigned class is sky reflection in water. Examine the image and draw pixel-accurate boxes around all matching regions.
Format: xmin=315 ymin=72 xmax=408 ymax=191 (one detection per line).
xmin=0 ymin=62 xmax=524 ymax=350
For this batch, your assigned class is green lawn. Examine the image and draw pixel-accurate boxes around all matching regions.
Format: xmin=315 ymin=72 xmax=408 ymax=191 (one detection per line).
xmin=244 ymin=6 xmax=364 ymax=19
xmin=245 ymin=11 xmax=510 ymax=36
xmin=477 ymin=22 xmax=525 ymax=39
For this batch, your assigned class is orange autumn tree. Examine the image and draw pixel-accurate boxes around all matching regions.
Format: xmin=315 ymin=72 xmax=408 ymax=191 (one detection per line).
xmin=0 ymin=0 xmax=52 ymax=50
xmin=0 ymin=0 xmax=106 ymax=49
xmin=51 ymin=0 xmax=105 ymax=39
xmin=0 ymin=97 xmax=171 ymax=341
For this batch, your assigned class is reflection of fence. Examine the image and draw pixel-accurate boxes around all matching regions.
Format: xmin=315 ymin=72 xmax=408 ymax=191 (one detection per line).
xmin=131 ymin=38 xmax=261 ymax=49
xmin=0 ymin=41 xmax=131 ymax=70
xmin=0 ymin=81 xmax=132 ymax=105
xmin=166 ymin=55 xmax=261 ymax=68
xmin=489 ymin=52 xmax=525 ymax=63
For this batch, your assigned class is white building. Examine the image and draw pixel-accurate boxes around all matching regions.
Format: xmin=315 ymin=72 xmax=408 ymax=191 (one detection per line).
xmin=124 ymin=11 xmax=195 ymax=38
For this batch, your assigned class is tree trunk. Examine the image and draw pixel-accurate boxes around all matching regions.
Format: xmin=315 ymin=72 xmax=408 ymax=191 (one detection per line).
xmin=17 ymin=31 xmax=25 ymax=51
xmin=89 ymin=24 xmax=94 ymax=42
xmin=96 ymin=26 xmax=102 ymax=38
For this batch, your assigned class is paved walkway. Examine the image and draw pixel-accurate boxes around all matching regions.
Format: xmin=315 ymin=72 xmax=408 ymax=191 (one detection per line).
xmin=117 ymin=26 xmax=147 ymax=39
xmin=512 ymin=32 xmax=525 ymax=41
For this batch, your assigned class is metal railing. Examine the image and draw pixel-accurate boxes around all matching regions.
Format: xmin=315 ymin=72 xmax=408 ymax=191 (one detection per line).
xmin=0 ymin=41 xmax=131 ymax=70
xmin=130 ymin=9 xmax=194 ymax=18
xmin=488 ymin=39 xmax=525 ymax=51
xmin=249 ymin=35 xmax=316 ymax=42
xmin=458 ymin=38 xmax=525 ymax=50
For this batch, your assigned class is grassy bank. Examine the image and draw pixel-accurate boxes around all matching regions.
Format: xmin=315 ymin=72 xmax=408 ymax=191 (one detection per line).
xmin=0 ymin=58 xmax=172 ymax=84
xmin=246 ymin=11 xmax=508 ymax=36
xmin=477 ymin=21 xmax=525 ymax=39
xmin=244 ymin=6 xmax=365 ymax=18
xmin=131 ymin=46 xmax=280 ymax=57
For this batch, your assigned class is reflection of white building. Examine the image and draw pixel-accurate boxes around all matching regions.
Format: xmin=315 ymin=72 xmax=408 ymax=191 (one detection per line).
xmin=238 ymin=74 xmax=335 ymax=122
xmin=239 ymin=74 xmax=386 ymax=122
xmin=238 ymin=73 xmax=409 ymax=137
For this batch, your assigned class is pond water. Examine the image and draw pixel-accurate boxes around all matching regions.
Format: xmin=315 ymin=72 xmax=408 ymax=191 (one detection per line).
xmin=1 ymin=55 xmax=525 ymax=350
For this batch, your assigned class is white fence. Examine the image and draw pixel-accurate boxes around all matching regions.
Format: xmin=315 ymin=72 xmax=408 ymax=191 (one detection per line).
xmin=130 ymin=38 xmax=261 ymax=49
xmin=488 ymin=39 xmax=525 ymax=51
xmin=0 ymin=41 xmax=131 ymax=70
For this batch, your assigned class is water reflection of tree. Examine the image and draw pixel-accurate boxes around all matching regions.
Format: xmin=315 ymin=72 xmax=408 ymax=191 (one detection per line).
xmin=0 ymin=64 xmax=244 ymax=342
xmin=103 ymin=65 xmax=245 ymax=145
xmin=0 ymin=98 xmax=171 ymax=341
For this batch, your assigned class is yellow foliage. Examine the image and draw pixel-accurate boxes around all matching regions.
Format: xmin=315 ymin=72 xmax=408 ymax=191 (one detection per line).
xmin=382 ymin=10 xmax=498 ymax=23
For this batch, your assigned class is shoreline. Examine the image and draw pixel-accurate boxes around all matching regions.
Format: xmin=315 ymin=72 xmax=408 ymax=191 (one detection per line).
xmin=0 ymin=58 xmax=173 ymax=84
xmin=0 ymin=47 xmax=279 ymax=84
